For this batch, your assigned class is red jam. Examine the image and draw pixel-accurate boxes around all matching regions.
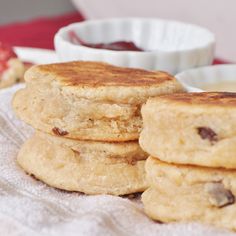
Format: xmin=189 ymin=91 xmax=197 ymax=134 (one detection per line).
xmin=68 ymin=31 xmax=144 ymax=52
xmin=0 ymin=42 xmax=17 ymax=74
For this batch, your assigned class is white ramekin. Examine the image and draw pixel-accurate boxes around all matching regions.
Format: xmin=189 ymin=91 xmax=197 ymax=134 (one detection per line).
xmin=54 ymin=18 xmax=215 ymax=74
xmin=175 ymin=64 xmax=236 ymax=92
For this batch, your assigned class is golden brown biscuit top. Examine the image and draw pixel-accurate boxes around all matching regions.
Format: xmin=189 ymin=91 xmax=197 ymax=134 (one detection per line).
xmin=157 ymin=92 xmax=236 ymax=107
xmin=27 ymin=61 xmax=173 ymax=87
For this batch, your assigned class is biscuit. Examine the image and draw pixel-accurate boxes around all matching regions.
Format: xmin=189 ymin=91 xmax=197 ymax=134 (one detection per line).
xmin=140 ymin=92 xmax=236 ymax=169
xmin=142 ymin=157 xmax=236 ymax=230
xmin=12 ymin=61 xmax=184 ymax=141
xmin=17 ymin=131 xmax=148 ymax=195
xmin=0 ymin=58 xmax=25 ymax=88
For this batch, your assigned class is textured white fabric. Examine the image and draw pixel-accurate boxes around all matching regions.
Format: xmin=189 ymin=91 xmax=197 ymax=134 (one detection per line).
xmin=0 ymin=84 xmax=235 ymax=236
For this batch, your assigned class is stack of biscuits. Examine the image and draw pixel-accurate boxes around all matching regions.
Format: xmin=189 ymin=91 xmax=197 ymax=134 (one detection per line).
xmin=13 ymin=61 xmax=184 ymax=195
xmin=140 ymin=92 xmax=236 ymax=230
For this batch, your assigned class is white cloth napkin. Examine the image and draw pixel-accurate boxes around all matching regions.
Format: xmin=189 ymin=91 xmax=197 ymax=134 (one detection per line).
xmin=0 ymin=84 xmax=234 ymax=236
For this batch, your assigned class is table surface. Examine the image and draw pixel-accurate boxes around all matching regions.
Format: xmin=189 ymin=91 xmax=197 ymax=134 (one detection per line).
xmin=0 ymin=11 xmax=226 ymax=64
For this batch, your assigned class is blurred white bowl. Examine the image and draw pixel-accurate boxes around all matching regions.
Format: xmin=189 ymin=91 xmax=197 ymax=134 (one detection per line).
xmin=175 ymin=64 xmax=236 ymax=92
xmin=54 ymin=18 xmax=215 ymax=74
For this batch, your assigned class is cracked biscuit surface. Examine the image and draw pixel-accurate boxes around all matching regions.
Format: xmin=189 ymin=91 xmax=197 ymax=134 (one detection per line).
xmin=12 ymin=61 xmax=184 ymax=141
xmin=142 ymin=157 xmax=236 ymax=230
xmin=17 ymin=131 xmax=148 ymax=195
xmin=140 ymin=92 xmax=236 ymax=169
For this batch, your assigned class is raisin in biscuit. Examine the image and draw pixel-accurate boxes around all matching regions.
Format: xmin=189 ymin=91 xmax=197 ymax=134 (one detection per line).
xmin=140 ymin=92 xmax=236 ymax=169
xmin=17 ymin=131 xmax=148 ymax=195
xmin=12 ymin=61 xmax=184 ymax=141
xmin=142 ymin=157 xmax=236 ymax=230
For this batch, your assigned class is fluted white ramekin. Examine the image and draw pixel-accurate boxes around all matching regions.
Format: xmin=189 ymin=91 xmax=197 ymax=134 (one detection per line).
xmin=176 ymin=64 xmax=236 ymax=92
xmin=54 ymin=18 xmax=215 ymax=74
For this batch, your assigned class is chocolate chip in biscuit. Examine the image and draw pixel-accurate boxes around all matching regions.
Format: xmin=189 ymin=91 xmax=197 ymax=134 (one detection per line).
xmin=197 ymin=127 xmax=218 ymax=143
xmin=204 ymin=182 xmax=235 ymax=208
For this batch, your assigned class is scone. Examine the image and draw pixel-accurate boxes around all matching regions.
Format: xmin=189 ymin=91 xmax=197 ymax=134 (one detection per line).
xmin=140 ymin=92 xmax=236 ymax=169
xmin=142 ymin=157 xmax=236 ymax=230
xmin=0 ymin=59 xmax=26 ymax=89
xmin=12 ymin=61 xmax=184 ymax=141
xmin=17 ymin=131 xmax=148 ymax=195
